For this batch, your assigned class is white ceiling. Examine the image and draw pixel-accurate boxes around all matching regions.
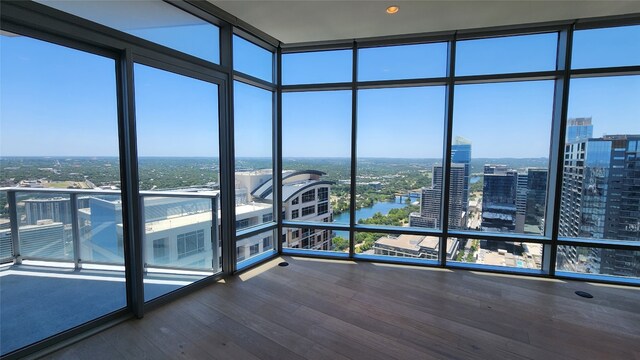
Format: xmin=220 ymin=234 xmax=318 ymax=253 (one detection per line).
xmin=209 ymin=0 xmax=640 ymax=44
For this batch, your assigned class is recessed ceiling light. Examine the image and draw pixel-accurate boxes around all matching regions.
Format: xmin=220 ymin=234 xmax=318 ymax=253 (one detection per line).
xmin=386 ymin=5 xmax=399 ymax=14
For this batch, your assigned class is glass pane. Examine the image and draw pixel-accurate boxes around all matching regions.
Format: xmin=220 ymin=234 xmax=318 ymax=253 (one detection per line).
xmin=79 ymin=194 xmax=124 ymax=264
xmin=357 ymin=87 xmax=445 ymax=230
xmin=233 ymin=35 xmax=273 ymax=82
xmin=237 ymin=229 xmax=276 ymax=265
xmin=283 ymin=50 xmax=352 ymax=85
xmin=448 ymin=238 xmax=543 ymax=270
xmin=557 ymin=246 xmax=640 ymax=278
xmin=456 ymin=33 xmax=557 ymax=76
xmin=134 ymin=64 xmax=220 ymax=302
xmin=282 ymin=91 xmax=351 ymax=225
xmin=572 ymin=25 xmax=640 ymax=69
xmin=284 ymin=227 xmax=343 ymax=253
xmin=234 ymin=82 xmax=274 ymax=233
xmin=0 ymin=33 xmax=124 ymax=355
xmin=0 ymin=191 xmax=10 ymax=260
xmin=560 ymin=76 xmax=640 ymax=242
xmin=358 ymin=42 xmax=447 ymax=81
xmin=357 ymin=232 xmax=442 ymax=261
xmin=452 ymin=81 xmax=554 ymax=235
xmin=142 ymin=197 xmax=213 ymax=270
xmin=16 ymin=192 xmax=72 ymax=261
xmin=36 ymin=0 xmax=220 ymax=63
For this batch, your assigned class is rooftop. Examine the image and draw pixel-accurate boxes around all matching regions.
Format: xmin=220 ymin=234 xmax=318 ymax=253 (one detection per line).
xmin=375 ymin=234 xmax=441 ymax=252
xmin=143 ymin=211 xmax=213 ymax=234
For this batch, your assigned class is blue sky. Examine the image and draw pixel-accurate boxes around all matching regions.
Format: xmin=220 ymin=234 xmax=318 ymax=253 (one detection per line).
xmin=134 ymin=64 xmax=219 ymax=158
xmin=1 ymin=25 xmax=638 ymax=158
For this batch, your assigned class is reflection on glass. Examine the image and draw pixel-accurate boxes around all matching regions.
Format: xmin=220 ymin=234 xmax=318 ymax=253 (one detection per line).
xmin=234 ymin=81 xmax=274 ymax=233
xmin=357 ymin=87 xmax=445 ymax=231
xmin=35 ymin=0 xmax=220 ymax=63
xmin=79 ymin=194 xmax=124 ymax=264
xmin=16 ymin=193 xmax=72 ymax=261
xmin=572 ymin=25 xmax=640 ymax=69
xmin=0 ymin=191 xmax=10 ymax=260
xmin=356 ymin=232 xmax=443 ymax=261
xmin=452 ymin=81 xmax=554 ymax=235
xmin=134 ymin=64 xmax=220 ymax=301
xmin=237 ymin=229 xmax=276 ymax=264
xmin=456 ymin=33 xmax=557 ymax=75
xmin=557 ymin=246 xmax=640 ymax=278
xmin=358 ymin=43 xmax=447 ymax=81
xmin=142 ymin=196 xmax=217 ymax=270
xmin=283 ymin=50 xmax=352 ymax=84
xmin=560 ymin=76 xmax=640 ymax=244
xmin=0 ymin=33 xmax=124 ymax=355
xmin=448 ymin=238 xmax=543 ymax=270
xmin=282 ymin=91 xmax=351 ymax=225
xmin=284 ymin=227 xmax=342 ymax=253
xmin=233 ymin=35 xmax=273 ymax=82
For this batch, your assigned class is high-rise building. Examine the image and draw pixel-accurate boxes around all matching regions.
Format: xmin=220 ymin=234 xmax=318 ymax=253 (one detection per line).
xmin=525 ymin=168 xmax=548 ymax=232
xmin=75 ymin=170 xmax=334 ymax=266
xmin=481 ymin=165 xmax=518 ymax=232
xmin=236 ymin=170 xmax=335 ymax=252
xmin=24 ymin=197 xmax=71 ymax=225
xmin=558 ymin=134 xmax=640 ymax=277
xmin=515 ymin=173 xmax=528 ymax=233
xmin=515 ymin=168 xmax=548 ymax=233
xmin=23 ymin=197 xmax=91 ymax=225
xmin=483 ymin=164 xmax=508 ymax=175
xmin=410 ymin=164 xmax=465 ymax=229
xmin=451 ymin=137 xmax=472 ymax=229
xmin=566 ymin=117 xmax=594 ymax=143
xmin=78 ymin=195 xmax=218 ymax=268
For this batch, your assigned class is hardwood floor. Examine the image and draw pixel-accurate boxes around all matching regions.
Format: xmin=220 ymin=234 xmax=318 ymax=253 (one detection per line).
xmin=44 ymin=256 xmax=640 ymax=360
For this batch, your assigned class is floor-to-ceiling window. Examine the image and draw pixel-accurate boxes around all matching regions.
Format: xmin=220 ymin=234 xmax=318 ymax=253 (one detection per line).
xmin=233 ymin=33 xmax=278 ymax=267
xmin=0 ymin=30 xmax=125 ymax=355
xmin=0 ymin=0 xmax=236 ymax=357
xmin=280 ymin=22 xmax=639 ymax=280
xmin=134 ymin=63 xmax=222 ymax=301
xmin=355 ymin=42 xmax=448 ymax=262
xmin=281 ymin=49 xmax=353 ymax=255
xmin=556 ymin=25 xmax=640 ymax=280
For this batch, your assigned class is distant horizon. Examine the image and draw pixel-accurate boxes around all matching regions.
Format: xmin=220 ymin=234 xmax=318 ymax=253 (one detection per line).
xmin=0 ymin=155 xmax=552 ymax=160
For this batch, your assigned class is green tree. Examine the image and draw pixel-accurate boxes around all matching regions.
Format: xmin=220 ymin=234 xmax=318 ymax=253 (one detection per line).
xmin=332 ymin=236 xmax=348 ymax=252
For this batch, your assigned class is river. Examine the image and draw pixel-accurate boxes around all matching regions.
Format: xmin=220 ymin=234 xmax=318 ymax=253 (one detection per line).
xmin=333 ymin=194 xmax=419 ymax=238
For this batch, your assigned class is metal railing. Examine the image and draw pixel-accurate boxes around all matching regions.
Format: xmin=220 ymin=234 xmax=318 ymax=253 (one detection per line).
xmin=0 ymin=187 xmax=219 ymax=272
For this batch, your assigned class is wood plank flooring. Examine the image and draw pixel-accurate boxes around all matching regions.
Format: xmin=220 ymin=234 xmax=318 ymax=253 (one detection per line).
xmin=44 ymin=256 xmax=640 ymax=360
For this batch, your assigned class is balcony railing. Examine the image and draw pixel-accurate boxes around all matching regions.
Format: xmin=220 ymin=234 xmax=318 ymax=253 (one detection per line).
xmin=0 ymin=187 xmax=219 ymax=273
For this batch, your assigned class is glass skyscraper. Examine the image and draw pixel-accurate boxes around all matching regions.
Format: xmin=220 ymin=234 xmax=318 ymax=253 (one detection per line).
xmin=481 ymin=165 xmax=518 ymax=232
xmin=451 ymin=137 xmax=471 ymax=229
xmin=566 ymin=117 xmax=594 ymax=143
xmin=559 ymin=134 xmax=640 ymax=277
